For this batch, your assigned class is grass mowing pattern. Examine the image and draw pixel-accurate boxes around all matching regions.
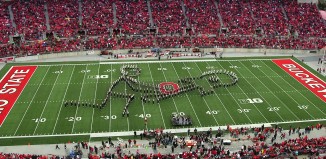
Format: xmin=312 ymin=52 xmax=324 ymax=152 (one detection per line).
xmin=0 ymin=57 xmax=325 ymax=145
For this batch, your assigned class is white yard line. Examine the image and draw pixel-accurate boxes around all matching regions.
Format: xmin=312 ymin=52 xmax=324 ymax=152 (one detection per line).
xmin=246 ymin=61 xmax=315 ymax=119
xmin=146 ymin=63 xmax=166 ymax=129
xmin=3 ymin=118 xmax=326 ymax=139
xmin=52 ymin=66 xmax=76 ymax=134
xmin=221 ymin=61 xmax=269 ymax=122
xmin=155 ymin=64 xmax=179 ymax=113
xmin=181 ymin=62 xmax=219 ymax=126
xmin=208 ymin=62 xmax=254 ymax=124
xmin=71 ymin=65 xmax=89 ymax=133
xmin=193 ymin=63 xmax=237 ymax=124
xmin=14 ymin=67 xmax=51 ymax=136
xmin=225 ymin=61 xmax=285 ymax=122
xmin=260 ymin=60 xmax=326 ymax=116
xmin=124 ymin=79 xmax=130 ymax=131
xmin=168 ymin=63 xmax=202 ymax=127
xmin=238 ymin=61 xmax=302 ymax=120
xmin=109 ymin=64 xmax=113 ymax=132
xmin=89 ymin=62 xmax=101 ymax=135
xmin=136 ymin=72 xmax=148 ymax=130
xmin=33 ymin=66 xmax=63 ymax=135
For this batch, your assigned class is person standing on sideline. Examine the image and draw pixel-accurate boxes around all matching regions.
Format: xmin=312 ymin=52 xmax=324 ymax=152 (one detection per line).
xmin=56 ymin=144 xmax=60 ymax=149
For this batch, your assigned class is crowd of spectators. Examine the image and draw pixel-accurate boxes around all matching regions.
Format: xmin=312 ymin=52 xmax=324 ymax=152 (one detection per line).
xmin=0 ymin=1 xmax=12 ymax=45
xmin=184 ymin=0 xmax=221 ymax=35
xmin=11 ymin=0 xmax=46 ymax=41
xmin=47 ymin=0 xmax=79 ymax=38
xmin=218 ymin=0 xmax=256 ymax=35
xmin=81 ymin=0 xmax=114 ymax=36
xmin=150 ymin=0 xmax=185 ymax=35
xmin=284 ymin=1 xmax=326 ymax=38
xmin=191 ymin=36 xmax=325 ymax=49
xmin=0 ymin=153 xmax=61 ymax=159
xmin=86 ymin=124 xmax=326 ymax=159
xmin=250 ymin=0 xmax=289 ymax=36
xmin=0 ymin=0 xmax=325 ymax=58
xmin=0 ymin=125 xmax=324 ymax=158
xmin=115 ymin=0 xmax=150 ymax=35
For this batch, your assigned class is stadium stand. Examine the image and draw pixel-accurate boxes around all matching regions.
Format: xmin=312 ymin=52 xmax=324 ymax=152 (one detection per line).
xmin=150 ymin=0 xmax=185 ymax=35
xmin=0 ymin=0 xmax=325 ymax=58
xmin=283 ymin=1 xmax=326 ymax=38
xmin=11 ymin=0 xmax=46 ymax=41
xmin=81 ymin=0 xmax=114 ymax=36
xmin=115 ymin=0 xmax=150 ymax=34
xmin=47 ymin=0 xmax=79 ymax=38
xmin=0 ymin=1 xmax=12 ymax=45
xmin=184 ymin=0 xmax=221 ymax=35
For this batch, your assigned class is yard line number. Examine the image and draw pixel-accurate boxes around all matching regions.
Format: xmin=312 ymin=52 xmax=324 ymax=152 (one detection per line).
xmin=138 ymin=114 xmax=151 ymax=118
xmin=66 ymin=117 xmax=82 ymax=121
xmin=206 ymin=110 xmax=220 ymax=115
xmin=53 ymin=71 xmax=63 ymax=74
xmin=237 ymin=109 xmax=251 ymax=113
xmin=32 ymin=118 xmax=46 ymax=123
xmin=172 ymin=112 xmax=185 ymax=117
xmin=81 ymin=70 xmax=91 ymax=73
xmin=182 ymin=67 xmax=192 ymax=70
xmin=101 ymin=115 xmax=117 ymax=120
xmin=229 ymin=66 xmax=240 ymax=69
xmin=105 ymin=69 xmax=116 ymax=72
xmin=298 ymin=105 xmax=309 ymax=110
xmin=267 ymin=107 xmax=280 ymax=112
xmin=158 ymin=68 xmax=167 ymax=71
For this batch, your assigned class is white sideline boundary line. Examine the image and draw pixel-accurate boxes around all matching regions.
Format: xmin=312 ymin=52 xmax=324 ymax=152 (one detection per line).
xmin=1 ymin=119 xmax=325 ymax=139
xmin=25 ymin=58 xmax=291 ymax=66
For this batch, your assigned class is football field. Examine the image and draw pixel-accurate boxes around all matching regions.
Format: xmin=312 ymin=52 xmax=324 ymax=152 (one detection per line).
xmin=0 ymin=57 xmax=325 ymax=144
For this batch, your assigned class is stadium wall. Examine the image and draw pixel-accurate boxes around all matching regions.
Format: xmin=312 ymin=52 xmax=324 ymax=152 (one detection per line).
xmin=297 ymin=0 xmax=318 ymax=3
xmin=13 ymin=48 xmax=319 ymax=62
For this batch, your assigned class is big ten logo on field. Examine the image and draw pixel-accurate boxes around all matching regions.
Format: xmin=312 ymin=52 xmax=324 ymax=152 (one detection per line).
xmin=238 ymin=98 xmax=263 ymax=104
xmin=88 ymin=75 xmax=109 ymax=79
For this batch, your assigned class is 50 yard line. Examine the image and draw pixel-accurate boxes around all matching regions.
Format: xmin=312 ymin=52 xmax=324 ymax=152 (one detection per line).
xmin=52 ymin=66 xmax=76 ymax=134
xmin=14 ymin=67 xmax=51 ymax=136
xmin=179 ymin=62 xmax=219 ymax=126
xmin=168 ymin=63 xmax=202 ymax=127
xmin=146 ymin=63 xmax=166 ymax=129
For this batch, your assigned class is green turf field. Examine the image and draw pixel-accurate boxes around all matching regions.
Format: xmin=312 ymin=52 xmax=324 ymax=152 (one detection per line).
xmin=0 ymin=57 xmax=325 ymax=145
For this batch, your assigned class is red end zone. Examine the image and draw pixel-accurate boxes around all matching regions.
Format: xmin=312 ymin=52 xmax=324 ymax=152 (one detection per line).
xmin=0 ymin=66 xmax=37 ymax=126
xmin=273 ymin=59 xmax=326 ymax=102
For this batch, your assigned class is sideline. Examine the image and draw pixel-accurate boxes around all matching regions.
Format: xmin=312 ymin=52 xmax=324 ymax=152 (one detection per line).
xmin=0 ymin=119 xmax=325 ymax=139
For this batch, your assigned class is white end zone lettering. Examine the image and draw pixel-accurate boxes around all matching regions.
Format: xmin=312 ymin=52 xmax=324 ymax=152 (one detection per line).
xmin=0 ymin=66 xmax=37 ymax=126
